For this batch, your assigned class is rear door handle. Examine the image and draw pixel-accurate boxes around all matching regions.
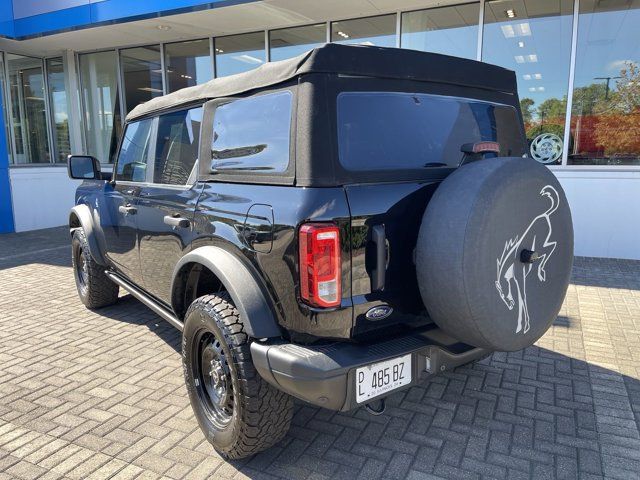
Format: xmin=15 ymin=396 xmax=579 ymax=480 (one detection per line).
xmin=118 ymin=205 xmax=137 ymax=215
xmin=164 ymin=215 xmax=190 ymax=228
xmin=371 ymin=224 xmax=388 ymax=291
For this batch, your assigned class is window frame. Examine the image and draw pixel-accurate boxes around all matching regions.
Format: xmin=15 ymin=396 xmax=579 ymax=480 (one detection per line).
xmin=315 ymin=74 xmax=527 ymax=186
xmin=149 ymin=105 xmax=203 ymax=187
xmin=198 ymin=86 xmax=297 ymax=186
xmin=113 ymin=116 xmax=156 ymax=184
xmin=336 ymin=90 xmax=525 ymax=172
xmin=112 ymin=101 xmax=205 ymax=189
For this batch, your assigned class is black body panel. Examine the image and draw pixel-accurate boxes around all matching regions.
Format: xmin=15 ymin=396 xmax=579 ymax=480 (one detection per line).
xmin=73 ymin=44 xmax=526 ymax=343
xmin=190 ymin=183 xmax=353 ymax=340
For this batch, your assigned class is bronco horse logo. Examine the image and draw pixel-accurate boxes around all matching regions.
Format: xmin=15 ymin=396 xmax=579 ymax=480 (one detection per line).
xmin=495 ymin=185 xmax=559 ymax=334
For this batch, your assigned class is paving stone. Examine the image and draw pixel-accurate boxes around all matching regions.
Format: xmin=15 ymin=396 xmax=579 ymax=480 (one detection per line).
xmin=1 ymin=227 xmax=640 ymax=479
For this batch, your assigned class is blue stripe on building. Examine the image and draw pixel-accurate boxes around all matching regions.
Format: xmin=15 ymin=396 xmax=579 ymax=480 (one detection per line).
xmin=5 ymin=0 xmax=253 ymax=39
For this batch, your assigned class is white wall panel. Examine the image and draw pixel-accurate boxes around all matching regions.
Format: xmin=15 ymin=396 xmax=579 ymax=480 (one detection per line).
xmin=9 ymin=167 xmax=79 ymax=232
xmin=553 ymin=170 xmax=640 ymax=260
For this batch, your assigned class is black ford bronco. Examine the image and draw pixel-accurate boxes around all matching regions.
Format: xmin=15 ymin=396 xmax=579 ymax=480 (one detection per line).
xmin=67 ymin=44 xmax=573 ymax=459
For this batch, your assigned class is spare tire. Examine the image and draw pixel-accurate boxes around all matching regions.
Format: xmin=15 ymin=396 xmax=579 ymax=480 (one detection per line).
xmin=416 ymin=157 xmax=573 ymax=352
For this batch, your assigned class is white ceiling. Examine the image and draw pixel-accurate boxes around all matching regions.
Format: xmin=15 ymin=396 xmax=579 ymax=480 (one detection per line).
xmin=0 ymin=0 xmax=463 ymax=57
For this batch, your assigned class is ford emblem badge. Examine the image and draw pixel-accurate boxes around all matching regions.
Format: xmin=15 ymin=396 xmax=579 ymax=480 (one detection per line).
xmin=365 ymin=305 xmax=393 ymax=321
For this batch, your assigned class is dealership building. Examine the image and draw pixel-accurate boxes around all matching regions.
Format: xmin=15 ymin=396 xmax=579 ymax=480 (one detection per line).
xmin=0 ymin=0 xmax=638 ymax=259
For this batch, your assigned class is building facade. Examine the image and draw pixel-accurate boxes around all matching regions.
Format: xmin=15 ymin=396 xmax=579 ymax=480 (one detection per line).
xmin=0 ymin=0 xmax=638 ymax=259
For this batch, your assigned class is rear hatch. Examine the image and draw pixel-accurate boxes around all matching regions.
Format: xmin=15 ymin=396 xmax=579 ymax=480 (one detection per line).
xmin=338 ymin=89 xmax=527 ymax=338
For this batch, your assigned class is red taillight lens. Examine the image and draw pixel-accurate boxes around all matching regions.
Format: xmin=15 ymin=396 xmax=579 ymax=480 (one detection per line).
xmin=299 ymin=223 xmax=341 ymax=308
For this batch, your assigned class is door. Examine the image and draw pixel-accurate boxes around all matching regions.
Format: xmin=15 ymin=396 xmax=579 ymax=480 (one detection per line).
xmin=136 ymin=107 xmax=203 ymax=304
xmin=101 ymin=117 xmax=154 ymax=285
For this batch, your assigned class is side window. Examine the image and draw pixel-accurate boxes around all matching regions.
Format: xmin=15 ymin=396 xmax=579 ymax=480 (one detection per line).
xmin=210 ymin=91 xmax=292 ymax=174
xmin=115 ymin=118 xmax=153 ymax=182
xmin=153 ymin=107 xmax=203 ymax=185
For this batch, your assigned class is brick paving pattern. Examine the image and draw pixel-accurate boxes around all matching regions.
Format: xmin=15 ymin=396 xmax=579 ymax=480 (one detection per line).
xmin=0 ymin=226 xmax=639 ymax=479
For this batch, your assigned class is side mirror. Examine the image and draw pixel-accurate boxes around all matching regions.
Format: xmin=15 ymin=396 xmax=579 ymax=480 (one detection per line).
xmin=67 ymin=155 xmax=102 ymax=180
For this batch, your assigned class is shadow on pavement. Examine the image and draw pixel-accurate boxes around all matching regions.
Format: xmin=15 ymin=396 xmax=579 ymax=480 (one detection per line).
xmin=95 ymin=289 xmax=640 ymax=478
xmin=0 ymin=226 xmax=70 ymax=271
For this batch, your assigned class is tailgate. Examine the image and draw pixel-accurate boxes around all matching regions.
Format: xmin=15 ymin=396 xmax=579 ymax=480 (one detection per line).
xmin=345 ymin=181 xmax=440 ymax=337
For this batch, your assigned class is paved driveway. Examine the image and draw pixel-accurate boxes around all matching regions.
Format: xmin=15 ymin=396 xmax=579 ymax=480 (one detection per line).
xmin=0 ymin=227 xmax=639 ymax=480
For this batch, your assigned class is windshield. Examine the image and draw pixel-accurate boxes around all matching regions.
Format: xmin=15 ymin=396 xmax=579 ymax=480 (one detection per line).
xmin=337 ymin=92 xmax=526 ymax=170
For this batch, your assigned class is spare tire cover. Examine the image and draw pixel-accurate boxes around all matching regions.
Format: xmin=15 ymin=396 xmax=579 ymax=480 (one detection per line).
xmin=416 ymin=157 xmax=573 ymax=352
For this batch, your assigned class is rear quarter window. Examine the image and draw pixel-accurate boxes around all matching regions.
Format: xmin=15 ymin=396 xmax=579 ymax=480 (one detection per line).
xmin=209 ymin=91 xmax=292 ymax=174
xmin=337 ymin=92 xmax=525 ymax=171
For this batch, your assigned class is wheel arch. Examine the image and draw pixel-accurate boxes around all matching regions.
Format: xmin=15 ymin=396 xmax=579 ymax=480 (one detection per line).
xmin=171 ymin=246 xmax=283 ymax=339
xmin=69 ymin=205 xmax=107 ymax=265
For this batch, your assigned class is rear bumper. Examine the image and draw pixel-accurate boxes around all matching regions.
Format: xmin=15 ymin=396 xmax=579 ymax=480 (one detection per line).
xmin=250 ymin=326 xmax=488 ymax=411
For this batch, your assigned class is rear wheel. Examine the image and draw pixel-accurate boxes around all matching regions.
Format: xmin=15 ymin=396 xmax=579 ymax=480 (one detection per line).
xmin=182 ymin=294 xmax=293 ymax=459
xmin=71 ymin=228 xmax=119 ymax=309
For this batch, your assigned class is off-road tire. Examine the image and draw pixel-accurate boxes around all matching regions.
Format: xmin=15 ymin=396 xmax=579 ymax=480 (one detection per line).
xmin=182 ymin=294 xmax=293 ymax=459
xmin=71 ymin=228 xmax=119 ymax=309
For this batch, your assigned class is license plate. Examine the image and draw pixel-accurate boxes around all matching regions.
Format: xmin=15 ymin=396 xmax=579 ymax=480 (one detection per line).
xmin=356 ymin=354 xmax=412 ymax=403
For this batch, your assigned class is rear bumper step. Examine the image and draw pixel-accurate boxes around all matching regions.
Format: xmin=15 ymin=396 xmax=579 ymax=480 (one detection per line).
xmin=251 ymin=328 xmax=488 ymax=411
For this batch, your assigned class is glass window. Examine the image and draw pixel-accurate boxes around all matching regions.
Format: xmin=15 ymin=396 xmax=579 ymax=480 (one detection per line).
xmin=483 ymin=0 xmax=574 ymax=165
xmin=153 ymin=107 xmax=202 ymax=185
xmin=120 ymin=45 xmax=163 ymax=113
xmin=0 ymin=53 xmax=11 ymax=160
xmin=568 ymin=0 xmax=640 ymax=166
xmin=209 ymin=91 xmax=292 ymax=173
xmin=337 ymin=92 xmax=525 ymax=171
xmin=6 ymin=54 xmax=50 ymax=164
xmin=115 ymin=118 xmax=153 ymax=182
xmin=331 ymin=15 xmax=396 ymax=47
xmin=401 ymin=3 xmax=479 ymax=60
xmin=79 ymin=50 xmax=122 ymax=163
xmin=46 ymin=57 xmax=71 ymax=163
xmin=215 ymin=32 xmax=265 ymax=77
xmin=165 ymin=39 xmax=213 ymax=93
xmin=270 ymin=24 xmax=326 ymax=61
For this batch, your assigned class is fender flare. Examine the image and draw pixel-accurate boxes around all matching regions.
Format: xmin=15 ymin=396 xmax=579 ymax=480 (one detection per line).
xmin=69 ymin=205 xmax=107 ymax=265
xmin=172 ymin=246 xmax=282 ymax=339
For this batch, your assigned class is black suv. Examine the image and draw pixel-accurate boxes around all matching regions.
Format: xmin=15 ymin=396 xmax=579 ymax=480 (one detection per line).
xmin=67 ymin=44 xmax=573 ymax=459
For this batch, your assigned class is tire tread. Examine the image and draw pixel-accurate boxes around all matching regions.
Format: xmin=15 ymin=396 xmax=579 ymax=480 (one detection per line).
xmin=184 ymin=294 xmax=293 ymax=459
xmin=72 ymin=229 xmax=119 ymax=309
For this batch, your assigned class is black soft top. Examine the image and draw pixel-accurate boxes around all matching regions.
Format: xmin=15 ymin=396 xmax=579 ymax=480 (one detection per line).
xmin=126 ymin=43 xmax=517 ymax=121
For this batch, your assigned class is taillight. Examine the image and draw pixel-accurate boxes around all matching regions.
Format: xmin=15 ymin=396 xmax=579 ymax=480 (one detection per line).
xmin=299 ymin=223 xmax=341 ymax=308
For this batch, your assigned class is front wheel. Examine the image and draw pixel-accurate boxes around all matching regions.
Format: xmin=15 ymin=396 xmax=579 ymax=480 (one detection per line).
xmin=182 ymin=294 xmax=293 ymax=459
xmin=71 ymin=228 xmax=119 ymax=309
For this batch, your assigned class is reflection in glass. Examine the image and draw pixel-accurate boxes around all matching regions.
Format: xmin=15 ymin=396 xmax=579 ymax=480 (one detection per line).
xmin=270 ymin=24 xmax=326 ymax=61
xmin=401 ymin=3 xmax=479 ymax=60
xmin=165 ymin=39 xmax=212 ymax=93
xmin=483 ymin=0 xmax=573 ymax=165
xmin=120 ymin=45 xmax=163 ymax=113
xmin=569 ymin=0 xmax=640 ymax=165
xmin=116 ymin=118 xmax=153 ymax=182
xmin=211 ymin=91 xmax=292 ymax=173
xmin=7 ymin=54 xmax=49 ymax=164
xmin=331 ymin=15 xmax=396 ymax=47
xmin=46 ymin=57 xmax=71 ymax=163
xmin=215 ymin=32 xmax=265 ymax=77
xmin=79 ymin=50 xmax=122 ymax=163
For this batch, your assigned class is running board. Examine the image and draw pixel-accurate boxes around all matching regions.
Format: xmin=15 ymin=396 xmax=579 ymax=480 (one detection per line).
xmin=105 ymin=270 xmax=184 ymax=332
